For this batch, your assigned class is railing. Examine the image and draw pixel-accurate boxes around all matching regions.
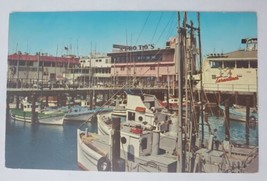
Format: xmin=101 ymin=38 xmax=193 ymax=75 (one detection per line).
xmin=202 ymin=83 xmax=257 ymax=92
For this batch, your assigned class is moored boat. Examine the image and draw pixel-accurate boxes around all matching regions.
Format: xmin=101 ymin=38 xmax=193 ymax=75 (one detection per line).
xmin=77 ymin=111 xmax=178 ymax=172
xmin=97 ymin=92 xmax=178 ymax=137
xmin=64 ymin=105 xmax=113 ymax=122
xmin=219 ymin=104 xmax=258 ymax=123
xmin=9 ymin=97 xmax=65 ymax=125
xmin=10 ymin=108 xmax=65 ymax=125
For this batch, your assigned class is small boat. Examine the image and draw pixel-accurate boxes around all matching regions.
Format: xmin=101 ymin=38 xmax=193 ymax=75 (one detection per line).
xmin=9 ymin=97 xmax=65 ymax=125
xmin=64 ymin=105 xmax=113 ymax=122
xmin=10 ymin=108 xmax=65 ymax=125
xmin=77 ymin=111 xmax=178 ymax=172
xmin=219 ymin=104 xmax=258 ymax=123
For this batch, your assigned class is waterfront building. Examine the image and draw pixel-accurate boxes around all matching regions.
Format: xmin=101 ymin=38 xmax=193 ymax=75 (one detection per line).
xmin=7 ymin=52 xmax=79 ymax=88
xmin=197 ymin=38 xmax=258 ymax=106
xmin=77 ymin=54 xmax=112 ymax=87
xmin=107 ymin=42 xmax=177 ymax=91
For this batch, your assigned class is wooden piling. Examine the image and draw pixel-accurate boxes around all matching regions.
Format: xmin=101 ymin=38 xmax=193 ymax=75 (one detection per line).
xmin=6 ymin=95 xmax=10 ymax=117
xmin=45 ymin=96 xmax=49 ymax=107
xmin=246 ymin=97 xmax=250 ymax=146
xmin=224 ymin=100 xmax=230 ymax=141
xmin=90 ymin=91 xmax=93 ymax=110
xmin=111 ymin=117 xmax=121 ymax=171
xmin=16 ymin=95 xmax=20 ymax=109
xmin=31 ymin=94 xmax=38 ymax=124
xmin=234 ymin=92 xmax=239 ymax=105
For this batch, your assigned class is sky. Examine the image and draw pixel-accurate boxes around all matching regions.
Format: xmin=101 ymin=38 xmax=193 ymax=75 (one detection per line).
xmin=8 ymin=11 xmax=257 ymax=57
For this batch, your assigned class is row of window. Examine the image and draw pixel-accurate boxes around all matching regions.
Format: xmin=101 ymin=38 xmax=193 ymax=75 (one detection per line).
xmin=80 ymin=59 xmax=111 ymax=63
xmin=111 ymin=55 xmax=163 ymax=63
xmin=9 ymin=61 xmax=76 ymax=68
xmin=119 ymin=66 xmax=156 ymax=71
xmin=209 ymin=60 xmax=257 ymax=69
xmin=69 ymin=68 xmax=111 ymax=74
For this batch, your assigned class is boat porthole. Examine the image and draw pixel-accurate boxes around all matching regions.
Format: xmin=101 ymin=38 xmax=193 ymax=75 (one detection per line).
xmin=121 ymin=137 xmax=127 ymax=144
xmin=138 ymin=116 xmax=143 ymax=121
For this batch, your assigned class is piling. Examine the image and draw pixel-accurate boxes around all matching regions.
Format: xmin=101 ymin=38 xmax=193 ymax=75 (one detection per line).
xmin=31 ymin=94 xmax=38 ymax=124
xmin=45 ymin=96 xmax=49 ymax=107
xmin=6 ymin=95 xmax=10 ymax=117
xmin=16 ymin=95 xmax=20 ymax=109
xmin=90 ymin=91 xmax=93 ymax=110
xmin=246 ymin=97 xmax=250 ymax=146
xmin=111 ymin=117 xmax=122 ymax=171
xmin=234 ymin=92 xmax=239 ymax=105
xmin=224 ymin=100 xmax=230 ymax=141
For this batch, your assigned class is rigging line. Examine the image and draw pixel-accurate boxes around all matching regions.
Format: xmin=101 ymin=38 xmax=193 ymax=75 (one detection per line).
xmin=150 ymin=12 xmax=164 ymax=43
xmin=164 ymin=14 xmax=176 ymax=40
xmin=135 ymin=12 xmax=151 ymax=45
xmin=155 ymin=13 xmax=176 ymax=46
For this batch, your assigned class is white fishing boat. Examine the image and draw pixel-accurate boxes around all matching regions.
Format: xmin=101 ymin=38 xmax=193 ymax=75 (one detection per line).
xmin=77 ymin=112 xmax=177 ymax=172
xmin=219 ymin=104 xmax=258 ymax=123
xmin=97 ymin=91 xmax=178 ymax=137
xmin=64 ymin=105 xmax=113 ymax=122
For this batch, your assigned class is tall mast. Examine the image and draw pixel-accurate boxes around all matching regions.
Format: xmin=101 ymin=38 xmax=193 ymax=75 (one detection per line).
xmin=197 ymin=12 xmax=204 ymax=146
xmin=177 ymin=11 xmax=186 ymax=173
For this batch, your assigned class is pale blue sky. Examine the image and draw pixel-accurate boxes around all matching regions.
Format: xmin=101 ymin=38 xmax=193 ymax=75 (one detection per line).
xmin=8 ymin=11 xmax=257 ymax=57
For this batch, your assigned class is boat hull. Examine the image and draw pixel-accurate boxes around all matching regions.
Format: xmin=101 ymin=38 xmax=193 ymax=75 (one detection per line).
xmin=77 ymin=129 xmax=111 ymax=171
xmin=219 ymin=105 xmax=258 ymax=122
xmin=10 ymin=110 xmax=64 ymax=125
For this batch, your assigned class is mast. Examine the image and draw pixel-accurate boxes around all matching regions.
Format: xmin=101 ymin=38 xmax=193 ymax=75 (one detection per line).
xmin=197 ymin=12 xmax=204 ymax=146
xmin=177 ymin=11 xmax=186 ymax=173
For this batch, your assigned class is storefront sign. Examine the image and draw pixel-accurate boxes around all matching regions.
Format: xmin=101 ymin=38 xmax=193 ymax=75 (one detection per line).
xmin=113 ymin=44 xmax=155 ymax=51
xmin=215 ymin=69 xmax=239 ymax=83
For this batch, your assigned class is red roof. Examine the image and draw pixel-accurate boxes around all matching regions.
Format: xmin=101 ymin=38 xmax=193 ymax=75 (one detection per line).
xmin=8 ymin=54 xmax=80 ymax=64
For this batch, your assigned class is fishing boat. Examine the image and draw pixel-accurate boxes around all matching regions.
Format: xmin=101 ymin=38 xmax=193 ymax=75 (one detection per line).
xmin=9 ymin=98 xmax=65 ymax=125
xmin=218 ymin=104 xmax=258 ymax=123
xmin=64 ymin=105 xmax=113 ymax=122
xmin=77 ymin=111 xmax=177 ymax=172
xmin=97 ymin=91 xmax=179 ymax=137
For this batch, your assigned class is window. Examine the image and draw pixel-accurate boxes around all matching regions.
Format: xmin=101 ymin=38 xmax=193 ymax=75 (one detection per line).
xmin=128 ymin=111 xmax=135 ymax=121
xmin=250 ymin=61 xmax=257 ymax=68
xmin=224 ymin=61 xmax=235 ymax=68
xmin=19 ymin=61 xmax=25 ymax=66
xmin=210 ymin=60 xmax=222 ymax=68
xmin=236 ymin=61 xmax=248 ymax=68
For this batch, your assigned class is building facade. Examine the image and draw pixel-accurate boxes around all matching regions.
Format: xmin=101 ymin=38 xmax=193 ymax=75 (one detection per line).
xmin=107 ymin=44 xmax=177 ymax=89
xmin=7 ymin=52 xmax=79 ymax=88
xmin=77 ymin=54 xmax=111 ymax=87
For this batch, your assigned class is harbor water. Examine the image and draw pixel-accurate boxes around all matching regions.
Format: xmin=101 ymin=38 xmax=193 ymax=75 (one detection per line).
xmin=5 ymin=115 xmax=97 ymax=170
xmin=5 ymin=114 xmax=258 ymax=170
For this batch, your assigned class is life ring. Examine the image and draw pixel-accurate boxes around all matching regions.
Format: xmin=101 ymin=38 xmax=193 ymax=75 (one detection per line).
xmin=97 ymin=156 xmax=111 ymax=171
